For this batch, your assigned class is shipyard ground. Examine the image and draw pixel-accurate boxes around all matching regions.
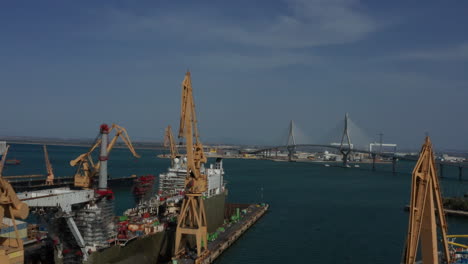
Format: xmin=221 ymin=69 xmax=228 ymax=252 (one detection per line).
xmin=174 ymin=203 xmax=269 ymax=264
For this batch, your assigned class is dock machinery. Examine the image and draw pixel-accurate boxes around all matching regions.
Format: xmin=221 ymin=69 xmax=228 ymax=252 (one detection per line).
xmin=0 ymin=145 xmax=29 ymax=264
xmin=70 ymin=124 xmax=141 ymax=189
xmin=164 ymin=125 xmax=180 ymax=167
xmin=174 ymin=72 xmax=209 ymax=258
xmin=43 ymin=145 xmax=55 ymax=185
xmin=18 ymin=124 xmax=131 ymax=262
xmin=404 ymin=137 xmax=451 ymax=264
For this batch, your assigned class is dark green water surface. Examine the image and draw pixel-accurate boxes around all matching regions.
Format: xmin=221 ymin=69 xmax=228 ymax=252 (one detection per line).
xmin=3 ymin=144 xmax=468 ymax=264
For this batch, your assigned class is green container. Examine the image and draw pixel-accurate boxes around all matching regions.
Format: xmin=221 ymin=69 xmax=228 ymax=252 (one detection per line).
xmin=119 ymin=216 xmax=128 ymax=222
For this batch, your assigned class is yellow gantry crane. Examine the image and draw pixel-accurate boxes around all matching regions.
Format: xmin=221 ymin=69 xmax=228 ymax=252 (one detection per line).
xmin=404 ymin=136 xmax=451 ymax=264
xmin=43 ymin=145 xmax=54 ymax=185
xmin=174 ymin=72 xmax=209 ymax=258
xmin=164 ymin=125 xmax=179 ymax=167
xmin=0 ymin=146 xmax=30 ymax=264
xmin=70 ymin=124 xmax=141 ymax=189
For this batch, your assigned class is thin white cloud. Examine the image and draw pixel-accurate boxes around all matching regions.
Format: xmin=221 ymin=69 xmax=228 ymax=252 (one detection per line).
xmin=84 ymin=0 xmax=378 ymax=69
xmin=399 ymin=43 xmax=468 ymax=61
xmin=98 ymin=0 xmax=378 ymax=49
xmin=186 ymin=51 xmax=321 ymax=70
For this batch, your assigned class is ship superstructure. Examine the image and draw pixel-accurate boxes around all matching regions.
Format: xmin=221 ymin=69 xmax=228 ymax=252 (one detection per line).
xmin=159 ymin=117 xmax=227 ymax=240
xmin=159 ymin=157 xmax=225 ymax=199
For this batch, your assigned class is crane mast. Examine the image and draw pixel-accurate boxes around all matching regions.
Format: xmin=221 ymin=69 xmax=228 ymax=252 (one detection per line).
xmin=174 ymin=71 xmax=208 ymax=258
xmin=404 ymin=136 xmax=450 ymax=264
xmin=164 ymin=125 xmax=179 ymax=167
xmin=0 ymin=145 xmax=29 ymax=264
xmin=43 ymin=145 xmax=54 ymax=185
xmin=71 ymin=124 xmax=141 ymax=189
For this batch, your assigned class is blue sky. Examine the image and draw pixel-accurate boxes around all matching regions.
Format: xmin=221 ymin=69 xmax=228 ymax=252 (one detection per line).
xmin=1 ymin=0 xmax=467 ymax=149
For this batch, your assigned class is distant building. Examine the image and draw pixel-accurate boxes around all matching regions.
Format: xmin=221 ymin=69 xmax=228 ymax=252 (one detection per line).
xmin=369 ymin=143 xmax=397 ymax=153
xmin=440 ymin=154 xmax=465 ymax=163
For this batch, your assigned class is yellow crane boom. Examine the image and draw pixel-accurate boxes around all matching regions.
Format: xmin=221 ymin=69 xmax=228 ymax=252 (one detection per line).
xmin=43 ymin=145 xmax=54 ymax=185
xmin=0 ymin=145 xmax=30 ymax=264
xmin=174 ymin=71 xmax=209 ymax=258
xmin=404 ymin=136 xmax=450 ymax=264
xmin=71 ymin=124 xmax=141 ymax=189
xmin=164 ymin=125 xmax=179 ymax=166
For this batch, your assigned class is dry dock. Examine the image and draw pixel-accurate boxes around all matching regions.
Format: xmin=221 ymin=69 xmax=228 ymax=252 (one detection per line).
xmin=175 ymin=203 xmax=269 ymax=264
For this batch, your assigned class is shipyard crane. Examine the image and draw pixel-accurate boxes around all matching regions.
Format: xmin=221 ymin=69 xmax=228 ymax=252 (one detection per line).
xmin=0 ymin=145 xmax=30 ymax=264
xmin=43 ymin=145 xmax=55 ymax=185
xmin=174 ymin=71 xmax=209 ymax=258
xmin=164 ymin=125 xmax=179 ymax=167
xmin=70 ymin=124 xmax=141 ymax=188
xmin=403 ymin=136 xmax=451 ymax=264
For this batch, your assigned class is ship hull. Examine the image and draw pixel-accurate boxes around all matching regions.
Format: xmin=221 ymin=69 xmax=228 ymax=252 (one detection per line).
xmin=205 ymin=191 xmax=226 ymax=233
xmin=78 ymin=191 xmax=226 ymax=263
xmin=84 ymin=231 xmax=166 ymax=264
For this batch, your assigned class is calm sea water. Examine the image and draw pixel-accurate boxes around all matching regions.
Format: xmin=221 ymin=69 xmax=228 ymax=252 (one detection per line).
xmin=3 ymin=144 xmax=468 ymax=264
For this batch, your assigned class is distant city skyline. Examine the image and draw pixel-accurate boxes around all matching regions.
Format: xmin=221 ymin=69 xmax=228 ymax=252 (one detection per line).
xmin=1 ymin=1 xmax=467 ymax=150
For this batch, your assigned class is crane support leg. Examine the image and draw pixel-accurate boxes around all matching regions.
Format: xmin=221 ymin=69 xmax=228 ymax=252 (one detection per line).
xmin=64 ymin=214 xmax=89 ymax=260
xmin=175 ymin=194 xmax=207 ymax=257
xmin=420 ymin=181 xmax=438 ymax=264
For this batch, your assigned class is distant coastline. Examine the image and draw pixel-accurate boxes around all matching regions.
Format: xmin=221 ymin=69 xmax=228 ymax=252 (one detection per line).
xmin=0 ymin=137 xmax=165 ymax=150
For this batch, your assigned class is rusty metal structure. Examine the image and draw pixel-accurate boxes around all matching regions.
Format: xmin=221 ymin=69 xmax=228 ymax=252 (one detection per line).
xmin=174 ymin=72 xmax=209 ymax=258
xmin=70 ymin=123 xmax=141 ymax=188
xmin=164 ymin=125 xmax=179 ymax=167
xmin=0 ymin=145 xmax=29 ymax=264
xmin=404 ymin=136 xmax=450 ymax=264
xmin=43 ymin=145 xmax=55 ymax=185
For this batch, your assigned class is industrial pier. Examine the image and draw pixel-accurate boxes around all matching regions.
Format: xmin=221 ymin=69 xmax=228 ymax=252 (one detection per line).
xmin=175 ymin=203 xmax=269 ymax=264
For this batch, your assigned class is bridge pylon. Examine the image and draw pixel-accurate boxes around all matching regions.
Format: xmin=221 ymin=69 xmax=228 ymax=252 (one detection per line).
xmin=339 ymin=113 xmax=352 ymax=167
xmin=286 ymin=120 xmax=296 ymax=162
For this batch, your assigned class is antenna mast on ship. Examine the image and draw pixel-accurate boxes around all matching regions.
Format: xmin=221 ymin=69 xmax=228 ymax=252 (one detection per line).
xmin=174 ymin=71 xmax=209 ymax=258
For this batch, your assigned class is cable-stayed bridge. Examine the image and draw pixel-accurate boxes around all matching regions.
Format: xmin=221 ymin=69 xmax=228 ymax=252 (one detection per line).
xmin=246 ymin=114 xmax=468 ymax=178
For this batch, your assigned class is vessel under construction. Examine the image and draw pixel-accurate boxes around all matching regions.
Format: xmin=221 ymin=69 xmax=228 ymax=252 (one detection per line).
xmin=10 ymin=71 xmax=268 ymax=264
